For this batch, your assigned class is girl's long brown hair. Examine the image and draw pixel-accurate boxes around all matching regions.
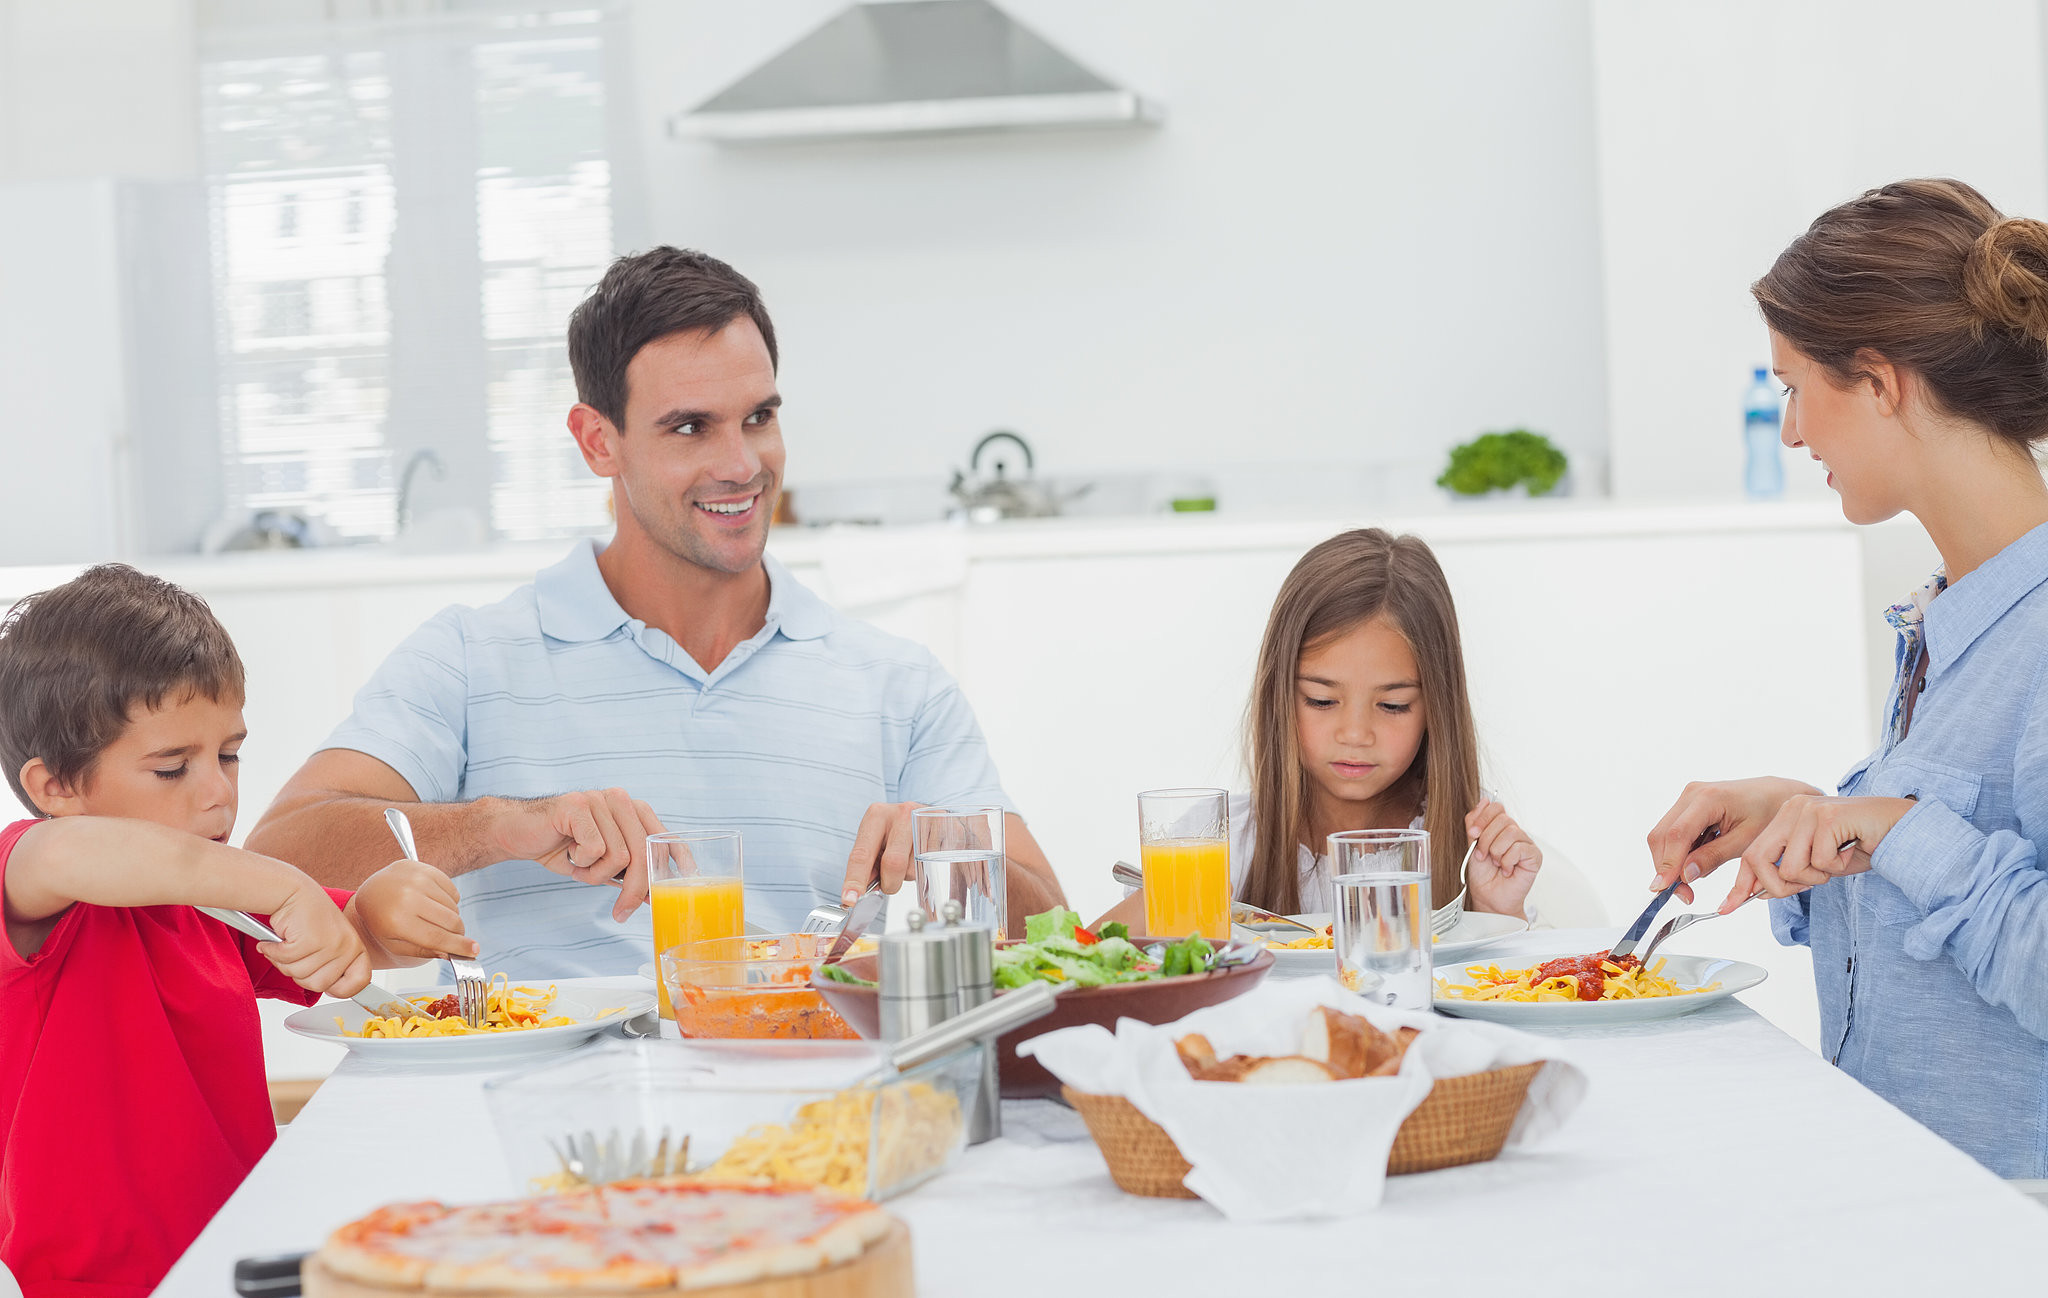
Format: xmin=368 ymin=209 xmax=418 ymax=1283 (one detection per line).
xmin=1241 ymin=529 xmax=1480 ymax=914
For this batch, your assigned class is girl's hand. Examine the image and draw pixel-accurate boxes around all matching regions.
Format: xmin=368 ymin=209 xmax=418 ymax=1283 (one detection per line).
xmin=1645 ymin=777 xmax=1823 ymax=904
xmin=350 ymin=859 xmax=477 ymax=964
xmin=1463 ymin=799 xmax=1542 ymax=919
xmin=1719 ymin=795 xmax=1914 ymax=914
xmin=258 ymin=883 xmax=372 ymax=998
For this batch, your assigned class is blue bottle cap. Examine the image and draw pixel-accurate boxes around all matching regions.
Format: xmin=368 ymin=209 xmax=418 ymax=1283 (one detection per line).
xmin=1754 ymin=366 xmax=1769 ymax=379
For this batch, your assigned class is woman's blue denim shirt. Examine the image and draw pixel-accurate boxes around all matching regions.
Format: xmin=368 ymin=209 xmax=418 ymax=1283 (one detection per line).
xmin=1774 ymin=521 xmax=2048 ymax=1177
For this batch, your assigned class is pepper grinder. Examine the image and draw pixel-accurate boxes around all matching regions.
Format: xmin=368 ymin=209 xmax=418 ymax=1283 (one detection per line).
xmin=942 ymin=900 xmax=1002 ymax=1143
xmin=878 ymin=908 xmax=958 ymax=1042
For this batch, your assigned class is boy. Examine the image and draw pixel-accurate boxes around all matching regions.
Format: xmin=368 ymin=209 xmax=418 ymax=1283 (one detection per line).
xmin=0 ymin=565 xmax=478 ymax=1296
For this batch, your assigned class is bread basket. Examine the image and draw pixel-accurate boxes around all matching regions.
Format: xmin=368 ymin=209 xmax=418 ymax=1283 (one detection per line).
xmin=1062 ymin=1061 xmax=1545 ymax=1198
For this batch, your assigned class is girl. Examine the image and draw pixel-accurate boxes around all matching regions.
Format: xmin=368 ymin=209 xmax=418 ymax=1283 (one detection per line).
xmin=1105 ymin=528 xmax=1541 ymax=925
xmin=1646 ymin=179 xmax=2048 ymax=1178
xmin=1236 ymin=528 xmax=1538 ymax=917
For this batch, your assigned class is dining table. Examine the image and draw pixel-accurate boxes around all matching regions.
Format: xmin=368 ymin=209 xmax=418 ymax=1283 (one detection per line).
xmin=159 ymin=928 xmax=2048 ymax=1296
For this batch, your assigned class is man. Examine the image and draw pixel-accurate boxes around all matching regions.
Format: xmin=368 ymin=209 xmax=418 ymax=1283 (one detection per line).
xmin=247 ymin=248 xmax=1063 ymax=974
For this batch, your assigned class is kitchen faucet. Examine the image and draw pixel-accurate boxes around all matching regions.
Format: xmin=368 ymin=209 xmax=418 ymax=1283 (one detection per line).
xmin=395 ymin=448 xmax=446 ymax=534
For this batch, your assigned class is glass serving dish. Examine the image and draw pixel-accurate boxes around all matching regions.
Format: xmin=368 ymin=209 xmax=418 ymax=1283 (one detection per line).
xmin=661 ymin=933 xmax=864 ymax=1039
xmin=482 ymin=1039 xmax=981 ymax=1202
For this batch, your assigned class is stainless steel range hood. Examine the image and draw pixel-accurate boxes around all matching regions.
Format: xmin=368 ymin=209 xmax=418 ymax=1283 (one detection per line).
xmin=670 ymin=0 xmax=1160 ymax=144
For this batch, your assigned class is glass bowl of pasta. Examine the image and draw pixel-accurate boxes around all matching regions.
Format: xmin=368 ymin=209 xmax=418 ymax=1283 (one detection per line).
xmin=282 ymin=979 xmax=655 ymax=1062
xmin=661 ymin=934 xmax=863 ymax=1039
xmin=482 ymin=1039 xmax=982 ymax=1201
xmin=1432 ymin=950 xmax=1766 ymax=1024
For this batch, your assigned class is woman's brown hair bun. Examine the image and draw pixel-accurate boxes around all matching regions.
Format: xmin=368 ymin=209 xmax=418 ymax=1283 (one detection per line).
xmin=1754 ymin=178 xmax=2048 ymax=454
xmin=1963 ymin=217 xmax=2048 ymax=343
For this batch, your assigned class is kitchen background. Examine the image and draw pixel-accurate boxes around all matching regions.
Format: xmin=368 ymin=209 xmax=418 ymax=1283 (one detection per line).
xmin=1 ymin=0 xmax=2036 ymax=1073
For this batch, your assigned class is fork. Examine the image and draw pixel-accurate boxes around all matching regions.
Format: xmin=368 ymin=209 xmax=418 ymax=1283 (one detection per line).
xmin=546 ymin=1126 xmax=690 ymax=1186
xmin=1431 ymin=838 xmax=1481 ymax=937
xmin=384 ymin=807 xmax=488 ymax=1030
xmin=1638 ymin=886 xmax=1770 ymax=965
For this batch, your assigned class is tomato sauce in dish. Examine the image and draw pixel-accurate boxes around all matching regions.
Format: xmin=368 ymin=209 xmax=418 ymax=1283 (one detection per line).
xmin=1529 ymin=951 xmax=1641 ymax=1001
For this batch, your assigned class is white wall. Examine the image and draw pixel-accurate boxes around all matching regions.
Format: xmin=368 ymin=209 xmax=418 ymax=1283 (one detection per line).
xmin=1591 ymin=0 xmax=2048 ymax=501
xmin=629 ymin=0 xmax=1613 ymax=500
xmin=0 ymin=0 xmax=199 ymax=184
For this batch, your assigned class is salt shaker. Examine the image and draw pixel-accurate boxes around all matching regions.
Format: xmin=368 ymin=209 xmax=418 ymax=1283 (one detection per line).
xmin=878 ymin=908 xmax=958 ymax=1042
xmin=941 ymin=899 xmax=1002 ymax=1144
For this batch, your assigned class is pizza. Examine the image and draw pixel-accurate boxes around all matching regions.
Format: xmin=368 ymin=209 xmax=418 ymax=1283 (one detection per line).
xmin=316 ymin=1181 xmax=896 ymax=1293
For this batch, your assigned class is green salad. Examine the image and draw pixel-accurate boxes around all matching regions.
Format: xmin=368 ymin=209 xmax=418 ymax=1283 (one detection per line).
xmin=991 ymin=907 xmax=1216 ymax=989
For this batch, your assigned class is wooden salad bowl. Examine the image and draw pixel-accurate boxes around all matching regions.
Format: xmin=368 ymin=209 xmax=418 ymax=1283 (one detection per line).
xmin=810 ymin=940 xmax=1274 ymax=1098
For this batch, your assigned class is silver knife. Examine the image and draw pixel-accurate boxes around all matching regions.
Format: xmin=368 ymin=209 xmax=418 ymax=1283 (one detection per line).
xmin=196 ymin=906 xmax=423 ymax=1020
xmin=1607 ymin=883 xmax=1680 ymax=962
xmin=823 ymin=884 xmax=889 ymax=964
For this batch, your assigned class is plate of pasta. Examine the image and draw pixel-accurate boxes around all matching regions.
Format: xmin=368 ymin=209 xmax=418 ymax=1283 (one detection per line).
xmin=283 ymin=979 xmax=656 ymax=1061
xmin=1432 ymin=950 xmax=1766 ymax=1024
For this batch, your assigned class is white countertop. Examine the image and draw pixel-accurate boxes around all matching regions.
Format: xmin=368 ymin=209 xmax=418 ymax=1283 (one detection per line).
xmin=159 ymin=933 xmax=2048 ymax=1296
xmin=0 ymin=500 xmax=1860 ymax=599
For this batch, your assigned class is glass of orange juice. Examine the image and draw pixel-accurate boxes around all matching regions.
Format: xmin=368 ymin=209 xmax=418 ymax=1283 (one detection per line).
xmin=648 ymin=830 xmax=744 ymax=1021
xmin=1138 ymin=788 xmax=1230 ymax=941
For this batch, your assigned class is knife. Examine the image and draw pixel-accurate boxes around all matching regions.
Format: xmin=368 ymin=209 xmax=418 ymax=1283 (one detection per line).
xmin=822 ymin=884 xmax=888 ymax=965
xmin=1607 ymin=883 xmax=1680 ymax=962
xmin=197 ymin=907 xmax=423 ymax=1021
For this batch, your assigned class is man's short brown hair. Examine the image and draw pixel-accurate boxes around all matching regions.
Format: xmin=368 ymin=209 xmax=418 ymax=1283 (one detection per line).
xmin=0 ymin=565 xmax=245 ymax=815
xmin=567 ymin=246 xmax=778 ymax=428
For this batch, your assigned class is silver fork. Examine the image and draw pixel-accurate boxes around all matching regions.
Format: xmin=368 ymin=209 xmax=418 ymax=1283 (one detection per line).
xmin=1638 ymin=887 xmax=1770 ymax=965
xmin=546 ymin=1126 xmax=689 ymax=1186
xmin=384 ymin=806 xmax=488 ymax=1030
xmin=1431 ymin=837 xmax=1481 ymax=937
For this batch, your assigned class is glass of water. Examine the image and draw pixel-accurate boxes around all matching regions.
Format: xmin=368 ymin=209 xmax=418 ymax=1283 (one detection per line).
xmin=1329 ymin=829 xmax=1432 ymax=1009
xmin=912 ymin=807 xmax=1007 ymax=932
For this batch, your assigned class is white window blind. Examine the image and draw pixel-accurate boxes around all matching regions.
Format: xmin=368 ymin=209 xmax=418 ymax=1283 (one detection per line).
xmin=200 ymin=9 xmax=622 ymax=544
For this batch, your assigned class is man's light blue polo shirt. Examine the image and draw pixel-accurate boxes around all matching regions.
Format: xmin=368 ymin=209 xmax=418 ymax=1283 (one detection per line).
xmin=323 ymin=540 xmax=1010 ymax=977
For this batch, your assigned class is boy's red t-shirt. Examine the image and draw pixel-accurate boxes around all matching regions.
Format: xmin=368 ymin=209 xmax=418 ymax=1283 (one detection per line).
xmin=0 ymin=819 xmax=353 ymax=1297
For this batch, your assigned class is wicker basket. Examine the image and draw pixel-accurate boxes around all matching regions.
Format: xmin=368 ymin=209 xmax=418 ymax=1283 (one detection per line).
xmin=1063 ymin=1061 xmax=1546 ymax=1199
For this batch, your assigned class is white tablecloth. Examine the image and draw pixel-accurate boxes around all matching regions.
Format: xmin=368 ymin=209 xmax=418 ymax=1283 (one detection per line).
xmin=158 ymin=931 xmax=2048 ymax=1296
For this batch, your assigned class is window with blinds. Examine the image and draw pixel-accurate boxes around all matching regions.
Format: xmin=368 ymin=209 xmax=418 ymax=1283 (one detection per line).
xmin=200 ymin=9 xmax=621 ymax=544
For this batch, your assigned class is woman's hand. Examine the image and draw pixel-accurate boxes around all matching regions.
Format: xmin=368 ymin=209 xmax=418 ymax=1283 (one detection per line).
xmin=1720 ymin=795 xmax=1914 ymax=913
xmin=1464 ymin=799 xmax=1542 ymax=919
xmin=349 ymin=858 xmax=477 ymax=965
xmin=1646 ymin=777 xmax=1823 ymax=904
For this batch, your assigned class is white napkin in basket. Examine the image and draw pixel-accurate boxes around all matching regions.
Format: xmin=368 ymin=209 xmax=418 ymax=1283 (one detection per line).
xmin=1017 ymin=977 xmax=1586 ymax=1221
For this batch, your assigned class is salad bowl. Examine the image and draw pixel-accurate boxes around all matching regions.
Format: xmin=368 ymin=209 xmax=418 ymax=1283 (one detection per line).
xmin=812 ymin=936 xmax=1274 ymax=1098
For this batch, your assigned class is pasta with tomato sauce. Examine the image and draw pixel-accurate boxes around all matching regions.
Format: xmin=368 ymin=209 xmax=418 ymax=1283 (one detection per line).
xmin=1436 ymin=952 xmax=1720 ymax=1003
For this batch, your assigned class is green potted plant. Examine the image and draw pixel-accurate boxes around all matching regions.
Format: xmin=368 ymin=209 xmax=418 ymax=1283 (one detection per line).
xmin=1437 ymin=429 xmax=1570 ymax=499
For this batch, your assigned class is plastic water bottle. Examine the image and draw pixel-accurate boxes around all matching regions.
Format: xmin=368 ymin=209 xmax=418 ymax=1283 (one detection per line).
xmin=1744 ymin=367 xmax=1785 ymax=498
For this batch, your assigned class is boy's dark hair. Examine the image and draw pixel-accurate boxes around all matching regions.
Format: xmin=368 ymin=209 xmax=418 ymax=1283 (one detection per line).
xmin=0 ymin=565 xmax=245 ymax=815
xmin=566 ymin=246 xmax=779 ymax=429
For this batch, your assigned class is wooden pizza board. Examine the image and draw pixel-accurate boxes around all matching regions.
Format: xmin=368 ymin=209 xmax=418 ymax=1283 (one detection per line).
xmin=302 ymin=1219 xmax=913 ymax=1298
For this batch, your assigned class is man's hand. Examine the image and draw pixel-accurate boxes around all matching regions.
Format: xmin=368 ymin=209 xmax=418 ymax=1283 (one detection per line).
xmin=489 ymin=789 xmax=666 ymax=922
xmin=840 ymin=802 xmax=925 ymax=905
xmin=349 ymin=858 xmax=476 ymax=964
xmin=1645 ymin=777 xmax=1822 ymax=904
xmin=257 ymin=883 xmax=372 ymax=998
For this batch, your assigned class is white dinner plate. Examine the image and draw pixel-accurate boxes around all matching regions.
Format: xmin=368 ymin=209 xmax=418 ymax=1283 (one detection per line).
xmin=1261 ymin=910 xmax=1529 ymax=976
xmin=285 ymin=984 xmax=655 ymax=1063
xmin=1431 ymin=951 xmax=1767 ymax=1024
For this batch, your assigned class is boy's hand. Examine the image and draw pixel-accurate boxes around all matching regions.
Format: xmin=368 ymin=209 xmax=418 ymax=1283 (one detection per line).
xmin=257 ymin=883 xmax=372 ymax=998
xmin=350 ymin=859 xmax=476 ymax=963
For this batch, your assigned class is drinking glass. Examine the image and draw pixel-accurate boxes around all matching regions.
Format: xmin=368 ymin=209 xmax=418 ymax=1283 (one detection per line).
xmin=648 ymin=830 xmax=745 ymax=1021
xmin=1138 ymin=788 xmax=1230 ymax=940
xmin=912 ymin=807 xmax=1007 ymax=932
xmin=1329 ymin=829 xmax=1432 ymax=1009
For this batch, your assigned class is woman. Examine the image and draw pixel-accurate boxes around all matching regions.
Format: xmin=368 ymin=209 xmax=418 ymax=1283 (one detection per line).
xmin=1646 ymin=179 xmax=2048 ymax=1178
